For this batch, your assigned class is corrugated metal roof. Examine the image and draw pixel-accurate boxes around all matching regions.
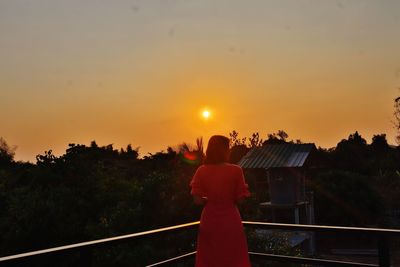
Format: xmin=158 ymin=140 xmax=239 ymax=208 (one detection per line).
xmin=238 ymin=143 xmax=315 ymax=169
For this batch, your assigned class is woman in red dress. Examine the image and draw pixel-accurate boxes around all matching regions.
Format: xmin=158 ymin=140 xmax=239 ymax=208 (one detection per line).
xmin=190 ymin=135 xmax=251 ymax=267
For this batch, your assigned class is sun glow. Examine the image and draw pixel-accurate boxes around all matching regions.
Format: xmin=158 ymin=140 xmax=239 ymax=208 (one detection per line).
xmin=202 ymin=110 xmax=211 ymax=119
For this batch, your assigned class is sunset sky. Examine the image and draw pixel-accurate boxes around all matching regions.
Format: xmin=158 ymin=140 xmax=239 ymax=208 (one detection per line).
xmin=1 ymin=0 xmax=400 ymax=162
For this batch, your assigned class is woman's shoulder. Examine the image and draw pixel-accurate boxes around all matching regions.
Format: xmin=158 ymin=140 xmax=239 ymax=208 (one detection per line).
xmin=199 ymin=163 xmax=242 ymax=172
xmin=195 ymin=164 xmax=207 ymax=173
xmin=219 ymin=163 xmax=243 ymax=173
xmin=201 ymin=163 xmax=240 ymax=167
xmin=223 ymin=163 xmax=242 ymax=169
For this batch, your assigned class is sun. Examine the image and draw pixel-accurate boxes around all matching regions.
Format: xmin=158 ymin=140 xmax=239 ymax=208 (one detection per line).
xmin=202 ymin=110 xmax=211 ymax=119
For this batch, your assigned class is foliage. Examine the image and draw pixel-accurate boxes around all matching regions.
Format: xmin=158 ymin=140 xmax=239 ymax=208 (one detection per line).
xmin=247 ymin=229 xmax=302 ymax=256
xmin=263 ymin=130 xmax=289 ymax=145
xmin=0 ymin=137 xmax=16 ymax=166
xmin=248 ymin=132 xmax=263 ymax=148
xmin=0 ymin=128 xmax=400 ymax=265
xmin=246 ymin=229 xmax=302 ymax=267
xmin=310 ymin=170 xmax=382 ymax=226
xmin=394 ymin=96 xmax=400 ymax=144
xmin=229 ymin=130 xmax=247 ymax=147
xmin=0 ymin=141 xmax=200 ymax=266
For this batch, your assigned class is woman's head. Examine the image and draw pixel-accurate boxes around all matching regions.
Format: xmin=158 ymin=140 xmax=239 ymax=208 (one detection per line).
xmin=204 ymin=135 xmax=230 ymax=164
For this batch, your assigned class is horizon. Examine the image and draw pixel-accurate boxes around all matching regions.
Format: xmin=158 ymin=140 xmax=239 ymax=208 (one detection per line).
xmin=4 ymin=129 xmax=396 ymax=163
xmin=1 ymin=0 xmax=399 ymax=162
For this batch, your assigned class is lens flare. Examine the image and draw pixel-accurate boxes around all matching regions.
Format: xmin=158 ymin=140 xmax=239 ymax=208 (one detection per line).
xmin=181 ymin=151 xmax=200 ymax=165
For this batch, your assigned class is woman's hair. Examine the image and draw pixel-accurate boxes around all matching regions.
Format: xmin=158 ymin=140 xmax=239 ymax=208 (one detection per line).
xmin=204 ymin=135 xmax=230 ymax=164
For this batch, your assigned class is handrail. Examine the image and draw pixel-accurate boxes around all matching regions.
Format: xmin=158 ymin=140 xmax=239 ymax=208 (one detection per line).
xmin=242 ymin=221 xmax=400 ymax=235
xmin=243 ymin=221 xmax=400 ymax=267
xmin=248 ymin=252 xmax=378 ymax=267
xmin=0 ymin=221 xmax=200 ymax=263
xmin=145 ymin=252 xmax=196 ymax=267
xmin=146 ymin=251 xmax=380 ymax=267
xmin=1 ymin=221 xmax=399 ymax=266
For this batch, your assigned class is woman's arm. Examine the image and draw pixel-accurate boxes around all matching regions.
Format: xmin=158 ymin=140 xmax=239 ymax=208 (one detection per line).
xmin=190 ymin=166 xmax=207 ymax=205
xmin=235 ymin=166 xmax=251 ymax=204
xmin=193 ymin=195 xmax=207 ymax=205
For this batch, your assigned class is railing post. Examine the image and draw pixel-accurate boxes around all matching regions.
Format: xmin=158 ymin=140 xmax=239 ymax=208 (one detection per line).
xmin=378 ymin=235 xmax=390 ymax=267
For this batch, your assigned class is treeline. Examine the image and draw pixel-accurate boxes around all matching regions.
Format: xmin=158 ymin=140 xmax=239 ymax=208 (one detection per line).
xmin=229 ymin=130 xmax=400 ymax=227
xmin=312 ymin=132 xmax=400 ymax=227
xmin=0 ymin=140 xmax=203 ymax=266
xmin=0 ymin=130 xmax=400 ymax=265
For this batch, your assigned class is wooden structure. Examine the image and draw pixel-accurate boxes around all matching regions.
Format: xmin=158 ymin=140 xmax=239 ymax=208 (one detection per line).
xmin=239 ymin=143 xmax=317 ymax=253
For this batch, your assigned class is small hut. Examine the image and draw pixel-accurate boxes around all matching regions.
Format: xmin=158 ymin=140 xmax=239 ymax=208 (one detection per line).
xmin=239 ymin=143 xmax=317 ymax=224
xmin=239 ymin=143 xmax=317 ymax=254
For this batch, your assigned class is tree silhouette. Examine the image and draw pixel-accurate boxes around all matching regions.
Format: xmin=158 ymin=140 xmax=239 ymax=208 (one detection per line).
xmin=229 ymin=130 xmax=247 ymax=147
xmin=1 ymin=132 xmax=400 ymax=265
xmin=371 ymin=134 xmax=390 ymax=153
xmin=0 ymin=137 xmax=16 ymax=166
xmin=248 ymin=132 xmax=263 ymax=148
xmin=394 ymin=96 xmax=400 ymax=144
xmin=334 ymin=131 xmax=369 ymax=173
xmin=263 ymin=130 xmax=289 ymax=145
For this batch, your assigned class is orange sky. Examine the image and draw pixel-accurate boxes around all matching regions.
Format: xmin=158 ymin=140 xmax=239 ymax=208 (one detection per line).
xmin=1 ymin=0 xmax=400 ymax=162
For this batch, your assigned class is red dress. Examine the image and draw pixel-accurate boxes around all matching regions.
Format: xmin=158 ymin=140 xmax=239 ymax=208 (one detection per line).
xmin=190 ymin=163 xmax=251 ymax=267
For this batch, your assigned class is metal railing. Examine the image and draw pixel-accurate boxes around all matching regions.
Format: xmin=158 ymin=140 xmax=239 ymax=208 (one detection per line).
xmin=243 ymin=221 xmax=399 ymax=267
xmin=1 ymin=221 xmax=399 ymax=267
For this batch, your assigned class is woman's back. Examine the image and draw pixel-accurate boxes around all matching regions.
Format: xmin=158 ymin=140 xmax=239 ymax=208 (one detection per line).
xmin=193 ymin=163 xmax=244 ymax=206
xmin=191 ymin=163 xmax=251 ymax=267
